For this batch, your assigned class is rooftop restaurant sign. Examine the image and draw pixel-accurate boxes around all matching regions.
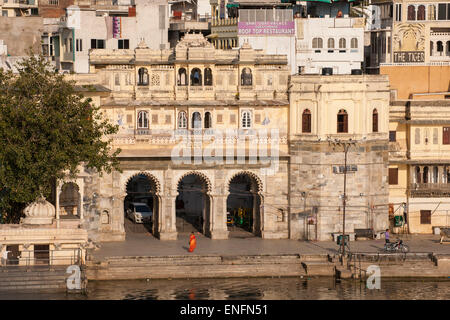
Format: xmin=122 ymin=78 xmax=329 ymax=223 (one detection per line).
xmin=238 ymin=21 xmax=295 ymax=35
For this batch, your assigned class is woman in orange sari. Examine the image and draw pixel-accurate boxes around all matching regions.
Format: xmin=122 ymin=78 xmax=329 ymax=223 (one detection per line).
xmin=188 ymin=232 xmax=197 ymax=252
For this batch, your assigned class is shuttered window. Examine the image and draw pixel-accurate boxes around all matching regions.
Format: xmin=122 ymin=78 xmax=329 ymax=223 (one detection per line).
xmin=443 ymin=127 xmax=450 ymax=144
xmin=302 ymin=109 xmax=311 ymax=133
xmin=337 ymin=109 xmax=348 ymax=133
xmin=372 ymin=109 xmax=378 ymax=132
xmin=389 ymin=168 xmax=398 ymax=185
xmin=420 ymin=210 xmax=431 ymax=224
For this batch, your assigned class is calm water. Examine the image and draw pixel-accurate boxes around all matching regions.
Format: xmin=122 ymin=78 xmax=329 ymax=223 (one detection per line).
xmin=1 ymin=277 xmax=449 ymax=300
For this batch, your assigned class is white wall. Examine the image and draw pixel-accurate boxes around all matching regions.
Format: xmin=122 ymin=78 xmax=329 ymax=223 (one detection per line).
xmin=295 ymin=17 xmax=364 ymax=75
xmin=239 ymin=36 xmax=296 ymax=75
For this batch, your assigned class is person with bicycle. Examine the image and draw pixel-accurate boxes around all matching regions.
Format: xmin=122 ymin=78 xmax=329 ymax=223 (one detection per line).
xmin=385 ymin=228 xmax=390 ymax=244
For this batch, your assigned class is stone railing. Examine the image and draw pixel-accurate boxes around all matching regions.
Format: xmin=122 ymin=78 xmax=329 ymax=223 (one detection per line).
xmin=410 ymin=183 xmax=450 ymax=197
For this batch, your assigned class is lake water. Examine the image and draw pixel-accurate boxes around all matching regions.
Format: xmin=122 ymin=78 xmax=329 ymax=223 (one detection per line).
xmin=1 ymin=277 xmax=449 ymax=300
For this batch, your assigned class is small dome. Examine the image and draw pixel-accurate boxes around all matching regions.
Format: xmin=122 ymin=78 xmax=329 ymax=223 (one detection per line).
xmin=22 ymin=196 xmax=55 ymax=225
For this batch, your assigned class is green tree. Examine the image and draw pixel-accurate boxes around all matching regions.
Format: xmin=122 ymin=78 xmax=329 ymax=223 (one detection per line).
xmin=0 ymin=54 xmax=121 ymax=223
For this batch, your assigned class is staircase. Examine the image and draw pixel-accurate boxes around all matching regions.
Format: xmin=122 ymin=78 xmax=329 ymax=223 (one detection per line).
xmin=0 ymin=265 xmax=86 ymax=292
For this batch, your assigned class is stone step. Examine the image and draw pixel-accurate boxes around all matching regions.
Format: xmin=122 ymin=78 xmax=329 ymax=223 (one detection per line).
xmin=0 ymin=278 xmax=66 ymax=287
xmin=301 ymin=262 xmax=335 ymax=276
xmin=0 ymin=274 xmax=69 ymax=282
xmin=0 ymin=283 xmax=67 ymax=291
xmin=299 ymin=254 xmax=330 ymax=262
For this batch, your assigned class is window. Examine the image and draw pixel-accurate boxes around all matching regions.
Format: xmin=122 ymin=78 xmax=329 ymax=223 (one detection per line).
xmin=437 ymin=3 xmax=449 ymax=20
xmin=433 ymin=166 xmax=439 ymax=183
xmin=138 ymin=68 xmax=149 ymax=86
xmin=417 ymin=5 xmax=425 ymax=20
xmin=415 ymin=128 xmax=420 ymax=144
xmin=443 ymin=127 xmax=450 ymax=144
xmin=90 ymin=39 xmax=105 ymax=49
xmin=204 ymin=112 xmax=212 ymax=129
xmin=328 ymin=38 xmax=335 ymax=49
xmin=372 ymin=109 xmax=378 ymax=133
xmin=407 ymin=5 xmax=416 ymax=20
xmin=302 ymin=109 xmax=311 ymax=133
xmin=190 ymin=68 xmax=202 ymax=86
xmin=178 ymin=68 xmax=187 ymax=86
xmin=415 ymin=166 xmax=421 ymax=183
xmin=389 ymin=131 xmax=397 ymax=142
xmin=204 ymin=68 xmax=213 ymax=86
xmin=423 ymin=166 xmax=429 ymax=183
xmin=241 ymin=68 xmax=252 ymax=86
xmin=137 ymin=111 xmax=149 ymax=128
xmin=437 ymin=41 xmax=444 ymax=55
xmin=337 ymin=109 xmax=348 ymax=133
xmin=192 ymin=112 xmax=202 ymax=129
xmin=118 ymin=39 xmax=129 ymax=49
xmin=2 ymin=10 xmax=7 ymax=17
xmin=312 ymin=38 xmax=323 ymax=49
xmin=395 ymin=3 xmax=402 ymax=21
xmin=178 ymin=111 xmax=187 ymax=129
xmin=339 ymin=38 xmax=346 ymax=49
xmin=428 ymin=4 xmax=436 ymax=20
xmin=76 ymin=39 xmax=82 ymax=52
xmin=241 ymin=111 xmax=252 ymax=128
xmin=389 ymin=168 xmax=398 ymax=185
xmin=420 ymin=210 xmax=431 ymax=224
xmin=351 ymin=38 xmax=358 ymax=49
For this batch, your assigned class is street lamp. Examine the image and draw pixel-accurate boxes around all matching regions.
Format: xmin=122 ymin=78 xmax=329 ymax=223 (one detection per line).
xmin=330 ymin=138 xmax=357 ymax=262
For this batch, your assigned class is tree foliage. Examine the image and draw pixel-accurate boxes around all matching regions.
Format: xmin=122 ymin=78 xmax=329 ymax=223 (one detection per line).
xmin=0 ymin=54 xmax=121 ymax=222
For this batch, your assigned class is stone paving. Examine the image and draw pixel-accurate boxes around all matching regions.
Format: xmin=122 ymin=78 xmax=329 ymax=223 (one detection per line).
xmin=91 ymin=229 xmax=450 ymax=261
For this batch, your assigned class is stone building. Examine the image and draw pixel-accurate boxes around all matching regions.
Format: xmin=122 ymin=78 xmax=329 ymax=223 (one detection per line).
xmin=288 ymin=74 xmax=391 ymax=240
xmin=72 ymin=33 xmax=291 ymax=242
xmin=65 ymin=33 xmax=390 ymax=243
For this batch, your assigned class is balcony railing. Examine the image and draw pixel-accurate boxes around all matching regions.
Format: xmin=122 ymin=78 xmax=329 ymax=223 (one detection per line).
xmin=410 ymin=183 xmax=450 ymax=197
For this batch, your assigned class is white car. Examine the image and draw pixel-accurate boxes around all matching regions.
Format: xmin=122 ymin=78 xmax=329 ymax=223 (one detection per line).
xmin=127 ymin=202 xmax=152 ymax=224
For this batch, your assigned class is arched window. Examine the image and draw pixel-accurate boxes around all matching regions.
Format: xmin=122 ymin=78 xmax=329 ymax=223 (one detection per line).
xmin=339 ymin=38 xmax=346 ymax=49
xmin=428 ymin=4 xmax=436 ymax=20
xmin=312 ymin=38 xmax=323 ymax=48
xmin=177 ymin=68 xmax=187 ymax=86
xmin=138 ymin=68 xmax=149 ymax=86
xmin=415 ymin=166 xmax=421 ymax=183
xmin=204 ymin=68 xmax=213 ymax=86
xmin=192 ymin=112 xmax=202 ymax=129
xmin=241 ymin=111 xmax=252 ymax=128
xmin=433 ymin=166 xmax=439 ymax=183
xmin=190 ymin=68 xmax=202 ymax=86
xmin=437 ymin=41 xmax=444 ymax=55
xmin=372 ymin=109 xmax=378 ymax=133
xmin=417 ymin=5 xmax=425 ymax=20
xmin=337 ymin=109 xmax=348 ymax=133
xmin=327 ymin=38 xmax=335 ymax=49
xmin=302 ymin=109 xmax=311 ymax=133
xmin=351 ymin=38 xmax=358 ymax=49
xmin=204 ymin=112 xmax=212 ymax=129
xmin=178 ymin=111 xmax=187 ymax=129
xmin=407 ymin=5 xmax=416 ymax=20
xmin=423 ymin=166 xmax=429 ymax=183
xmin=137 ymin=111 xmax=149 ymax=128
xmin=241 ymin=68 xmax=252 ymax=86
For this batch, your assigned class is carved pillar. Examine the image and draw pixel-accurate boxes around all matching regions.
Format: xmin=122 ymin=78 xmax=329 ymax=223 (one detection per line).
xmin=209 ymin=193 xmax=229 ymax=240
xmin=157 ymin=194 xmax=177 ymax=240
xmin=55 ymin=182 xmax=61 ymax=228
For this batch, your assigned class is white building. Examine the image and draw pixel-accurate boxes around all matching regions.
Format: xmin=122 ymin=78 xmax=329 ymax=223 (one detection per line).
xmin=58 ymin=0 xmax=169 ymax=73
xmin=295 ymin=15 xmax=365 ymax=75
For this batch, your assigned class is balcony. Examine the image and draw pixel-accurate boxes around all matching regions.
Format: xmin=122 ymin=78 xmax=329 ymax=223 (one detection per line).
xmin=409 ymin=183 xmax=450 ymax=198
xmin=2 ymin=0 xmax=38 ymax=7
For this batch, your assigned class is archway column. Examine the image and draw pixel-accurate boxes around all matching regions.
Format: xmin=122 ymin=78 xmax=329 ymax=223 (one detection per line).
xmin=158 ymin=194 xmax=178 ymax=240
xmin=209 ymin=193 xmax=229 ymax=239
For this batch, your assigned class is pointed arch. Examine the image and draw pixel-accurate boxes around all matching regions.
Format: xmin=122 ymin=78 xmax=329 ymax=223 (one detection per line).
xmin=125 ymin=172 xmax=162 ymax=195
xmin=227 ymin=171 xmax=263 ymax=194
xmin=177 ymin=171 xmax=212 ymax=193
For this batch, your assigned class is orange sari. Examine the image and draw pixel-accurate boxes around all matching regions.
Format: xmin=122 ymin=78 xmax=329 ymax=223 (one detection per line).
xmin=188 ymin=234 xmax=197 ymax=252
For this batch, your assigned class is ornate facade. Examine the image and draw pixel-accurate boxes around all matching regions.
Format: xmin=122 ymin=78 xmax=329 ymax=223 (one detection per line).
xmin=67 ymin=33 xmax=390 ymax=243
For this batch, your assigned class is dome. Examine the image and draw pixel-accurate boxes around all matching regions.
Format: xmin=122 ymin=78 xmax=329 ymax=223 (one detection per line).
xmin=22 ymin=196 xmax=55 ymax=225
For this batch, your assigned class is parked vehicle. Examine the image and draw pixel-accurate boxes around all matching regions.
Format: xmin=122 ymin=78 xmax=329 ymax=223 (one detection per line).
xmin=384 ymin=239 xmax=410 ymax=253
xmin=126 ymin=202 xmax=152 ymax=224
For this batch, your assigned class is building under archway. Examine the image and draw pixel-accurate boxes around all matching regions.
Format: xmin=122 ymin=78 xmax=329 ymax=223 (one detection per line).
xmin=124 ymin=173 xmax=160 ymax=235
xmin=227 ymin=173 xmax=262 ymax=237
xmin=176 ymin=173 xmax=211 ymax=235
